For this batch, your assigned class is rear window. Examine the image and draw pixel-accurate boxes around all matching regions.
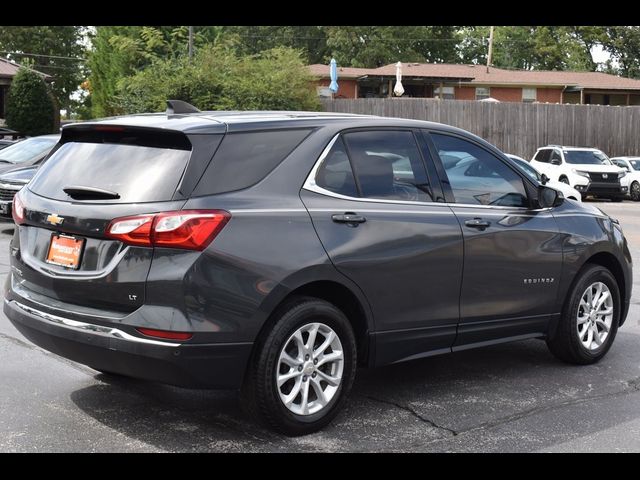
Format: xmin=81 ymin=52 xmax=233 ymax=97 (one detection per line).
xmin=28 ymin=142 xmax=191 ymax=203
xmin=192 ymin=129 xmax=313 ymax=195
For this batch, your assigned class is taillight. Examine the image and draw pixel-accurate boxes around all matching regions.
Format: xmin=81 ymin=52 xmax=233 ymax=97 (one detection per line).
xmin=105 ymin=215 xmax=154 ymax=247
xmin=105 ymin=210 xmax=230 ymax=250
xmin=12 ymin=192 xmax=25 ymax=225
xmin=136 ymin=327 xmax=193 ymax=341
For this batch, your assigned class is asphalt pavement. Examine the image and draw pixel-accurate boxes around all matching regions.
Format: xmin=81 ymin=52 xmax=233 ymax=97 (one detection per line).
xmin=1 ymin=200 xmax=639 ymax=452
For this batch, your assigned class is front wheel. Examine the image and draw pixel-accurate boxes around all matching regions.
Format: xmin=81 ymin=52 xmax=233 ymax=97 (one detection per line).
xmin=631 ymin=181 xmax=640 ymax=201
xmin=547 ymin=264 xmax=620 ymax=364
xmin=241 ymin=297 xmax=357 ymax=436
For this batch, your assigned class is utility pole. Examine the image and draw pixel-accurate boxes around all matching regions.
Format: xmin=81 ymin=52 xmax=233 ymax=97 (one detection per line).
xmin=486 ymin=26 xmax=495 ymax=73
xmin=188 ymin=26 xmax=194 ymax=63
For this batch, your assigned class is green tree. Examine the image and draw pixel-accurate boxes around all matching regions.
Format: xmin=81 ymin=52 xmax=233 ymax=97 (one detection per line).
xmin=325 ymin=26 xmax=461 ymax=67
xmin=87 ymin=26 xmax=230 ymax=117
xmin=459 ymin=26 xmax=600 ymax=71
xmin=5 ymin=67 xmax=56 ymax=135
xmin=227 ymin=26 xmax=328 ymax=64
xmin=114 ymin=45 xmax=319 ymax=114
xmin=0 ymin=26 xmax=87 ymax=113
xmin=601 ymin=26 xmax=640 ymax=78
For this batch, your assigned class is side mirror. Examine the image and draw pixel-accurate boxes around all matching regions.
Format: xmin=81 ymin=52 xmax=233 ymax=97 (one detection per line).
xmin=540 ymin=173 xmax=550 ymax=185
xmin=539 ymin=186 xmax=564 ymax=208
xmin=550 ymin=158 xmax=561 ymax=165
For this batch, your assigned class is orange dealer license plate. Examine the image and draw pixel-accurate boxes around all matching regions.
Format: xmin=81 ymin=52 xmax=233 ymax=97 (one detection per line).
xmin=46 ymin=234 xmax=85 ymax=269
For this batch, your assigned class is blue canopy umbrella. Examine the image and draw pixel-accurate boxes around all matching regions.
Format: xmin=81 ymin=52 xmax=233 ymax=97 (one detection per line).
xmin=329 ymin=58 xmax=339 ymax=94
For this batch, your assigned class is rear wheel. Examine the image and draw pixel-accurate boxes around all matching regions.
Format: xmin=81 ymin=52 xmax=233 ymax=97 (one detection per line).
xmin=631 ymin=181 xmax=640 ymax=201
xmin=241 ymin=297 xmax=357 ymax=436
xmin=547 ymin=264 xmax=620 ymax=364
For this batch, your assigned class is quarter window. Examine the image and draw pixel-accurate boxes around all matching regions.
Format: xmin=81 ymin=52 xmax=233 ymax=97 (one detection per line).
xmin=315 ymin=137 xmax=358 ymax=197
xmin=534 ymin=149 xmax=551 ymax=163
xmin=342 ymin=130 xmax=433 ymax=202
xmin=431 ymin=133 xmax=528 ymax=207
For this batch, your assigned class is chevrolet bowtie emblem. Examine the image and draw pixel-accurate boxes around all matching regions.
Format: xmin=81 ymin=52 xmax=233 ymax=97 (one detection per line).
xmin=46 ymin=214 xmax=64 ymax=226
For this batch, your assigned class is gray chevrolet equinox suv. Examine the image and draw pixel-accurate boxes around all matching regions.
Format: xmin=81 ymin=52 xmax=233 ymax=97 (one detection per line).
xmin=3 ymin=102 xmax=632 ymax=435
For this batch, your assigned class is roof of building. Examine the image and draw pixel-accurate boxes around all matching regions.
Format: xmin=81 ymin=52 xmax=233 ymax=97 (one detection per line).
xmin=0 ymin=57 xmax=52 ymax=81
xmin=309 ymin=62 xmax=640 ymax=91
xmin=308 ymin=64 xmax=374 ymax=79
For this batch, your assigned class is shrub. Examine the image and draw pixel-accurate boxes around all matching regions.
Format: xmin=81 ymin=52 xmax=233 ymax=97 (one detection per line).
xmin=5 ymin=67 xmax=56 ymax=136
xmin=115 ymin=46 xmax=320 ymax=114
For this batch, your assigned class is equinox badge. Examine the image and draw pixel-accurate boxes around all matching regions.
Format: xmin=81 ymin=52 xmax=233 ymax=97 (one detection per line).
xmin=46 ymin=213 xmax=64 ymax=226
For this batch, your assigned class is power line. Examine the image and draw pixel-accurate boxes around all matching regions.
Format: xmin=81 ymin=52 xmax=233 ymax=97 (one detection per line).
xmin=0 ymin=51 xmax=87 ymax=62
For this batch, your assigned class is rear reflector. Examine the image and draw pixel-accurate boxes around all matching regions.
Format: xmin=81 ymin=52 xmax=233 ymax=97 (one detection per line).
xmin=106 ymin=209 xmax=230 ymax=250
xmin=136 ymin=327 xmax=193 ymax=341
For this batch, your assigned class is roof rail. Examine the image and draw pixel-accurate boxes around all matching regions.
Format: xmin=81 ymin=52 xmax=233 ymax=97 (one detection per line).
xmin=166 ymin=100 xmax=201 ymax=115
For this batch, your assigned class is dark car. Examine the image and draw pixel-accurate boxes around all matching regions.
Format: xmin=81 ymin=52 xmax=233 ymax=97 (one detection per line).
xmin=3 ymin=102 xmax=632 ymax=435
xmin=0 ymin=165 xmax=39 ymax=221
xmin=0 ymin=135 xmax=59 ymax=220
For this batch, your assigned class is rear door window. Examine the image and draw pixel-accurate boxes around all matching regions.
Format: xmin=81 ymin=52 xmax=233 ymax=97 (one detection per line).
xmin=29 ymin=141 xmax=191 ymax=203
xmin=342 ymin=130 xmax=433 ymax=202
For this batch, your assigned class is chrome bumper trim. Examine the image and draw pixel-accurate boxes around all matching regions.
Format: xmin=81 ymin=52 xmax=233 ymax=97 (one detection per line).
xmin=6 ymin=299 xmax=180 ymax=347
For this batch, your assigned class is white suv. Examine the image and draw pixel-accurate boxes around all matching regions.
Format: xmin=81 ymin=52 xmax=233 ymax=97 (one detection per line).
xmin=610 ymin=156 xmax=640 ymax=201
xmin=531 ymin=146 xmax=627 ymax=201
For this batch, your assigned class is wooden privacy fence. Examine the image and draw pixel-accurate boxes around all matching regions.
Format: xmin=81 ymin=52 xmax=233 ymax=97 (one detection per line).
xmin=320 ymin=98 xmax=640 ymax=160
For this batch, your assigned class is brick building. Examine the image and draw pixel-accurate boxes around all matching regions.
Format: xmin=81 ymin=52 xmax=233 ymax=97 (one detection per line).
xmin=310 ymin=63 xmax=640 ymax=105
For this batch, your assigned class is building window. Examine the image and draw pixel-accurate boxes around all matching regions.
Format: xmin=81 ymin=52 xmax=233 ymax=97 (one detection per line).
xmin=434 ymin=86 xmax=455 ymax=100
xmin=523 ymin=88 xmax=537 ymax=103
xmin=316 ymin=86 xmax=333 ymax=98
xmin=475 ymin=87 xmax=490 ymax=100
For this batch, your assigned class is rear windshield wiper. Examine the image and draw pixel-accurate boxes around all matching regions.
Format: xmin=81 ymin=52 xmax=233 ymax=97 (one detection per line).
xmin=63 ymin=185 xmax=121 ymax=200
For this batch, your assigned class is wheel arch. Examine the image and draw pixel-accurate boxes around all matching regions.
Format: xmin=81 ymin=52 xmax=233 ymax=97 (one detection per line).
xmin=253 ymin=268 xmax=375 ymax=367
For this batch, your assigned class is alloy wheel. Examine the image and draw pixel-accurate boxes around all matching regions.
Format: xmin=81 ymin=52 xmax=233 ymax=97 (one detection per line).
xmin=276 ymin=322 xmax=344 ymax=416
xmin=577 ymin=282 xmax=614 ymax=351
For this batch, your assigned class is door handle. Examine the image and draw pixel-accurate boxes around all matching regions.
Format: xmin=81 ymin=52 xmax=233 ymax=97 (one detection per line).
xmin=332 ymin=213 xmax=367 ymax=224
xmin=464 ymin=218 xmax=491 ymax=230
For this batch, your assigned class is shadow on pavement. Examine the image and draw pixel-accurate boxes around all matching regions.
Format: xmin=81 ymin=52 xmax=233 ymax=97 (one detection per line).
xmin=69 ymin=334 xmax=640 ymax=452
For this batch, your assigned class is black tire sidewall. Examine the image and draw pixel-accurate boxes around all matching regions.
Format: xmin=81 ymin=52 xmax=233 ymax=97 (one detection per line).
xmin=564 ymin=266 xmax=620 ymax=362
xmin=632 ymin=181 xmax=640 ymax=201
xmin=252 ymin=298 xmax=357 ymax=435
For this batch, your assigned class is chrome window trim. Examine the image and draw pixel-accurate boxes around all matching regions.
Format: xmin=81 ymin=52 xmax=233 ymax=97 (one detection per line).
xmin=7 ymin=299 xmax=181 ymax=347
xmin=302 ymin=133 xmax=534 ymax=212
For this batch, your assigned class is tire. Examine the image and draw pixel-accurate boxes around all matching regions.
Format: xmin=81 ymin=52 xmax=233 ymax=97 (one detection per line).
xmin=559 ymin=177 xmax=570 ymax=185
xmin=631 ymin=181 xmax=640 ymax=201
xmin=240 ymin=296 xmax=357 ymax=436
xmin=547 ymin=264 xmax=620 ymax=365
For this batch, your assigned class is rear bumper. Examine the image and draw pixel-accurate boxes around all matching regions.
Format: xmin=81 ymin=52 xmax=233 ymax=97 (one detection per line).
xmin=3 ymin=296 xmax=253 ymax=389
